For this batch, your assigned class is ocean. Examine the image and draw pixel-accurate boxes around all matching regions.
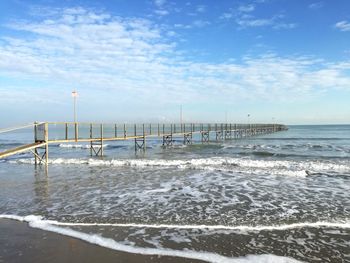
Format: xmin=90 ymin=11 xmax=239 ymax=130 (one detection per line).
xmin=0 ymin=125 xmax=349 ymax=262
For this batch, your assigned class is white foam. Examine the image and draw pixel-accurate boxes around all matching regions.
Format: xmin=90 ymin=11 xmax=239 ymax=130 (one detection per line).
xmin=0 ymin=214 xmax=302 ymax=263
xmin=10 ymin=157 xmax=349 ymax=177
xmin=1 ymin=214 xmax=349 ymax=231
xmin=58 ymin=144 xmax=108 ymax=149
xmin=34 ymin=220 xmax=350 ymax=231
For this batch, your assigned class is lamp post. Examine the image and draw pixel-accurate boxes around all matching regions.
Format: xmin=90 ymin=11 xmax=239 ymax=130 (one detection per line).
xmin=247 ymin=114 xmax=251 ymax=132
xmin=72 ymin=90 xmax=78 ymax=123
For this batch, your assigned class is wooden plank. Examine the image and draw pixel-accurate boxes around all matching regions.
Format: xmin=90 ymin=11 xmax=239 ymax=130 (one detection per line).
xmin=0 ymin=142 xmax=47 ymax=159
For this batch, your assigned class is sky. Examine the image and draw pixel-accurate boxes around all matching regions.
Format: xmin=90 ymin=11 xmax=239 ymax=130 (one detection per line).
xmin=0 ymin=0 xmax=349 ymax=125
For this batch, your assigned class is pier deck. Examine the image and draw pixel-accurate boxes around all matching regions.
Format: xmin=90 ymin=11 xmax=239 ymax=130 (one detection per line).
xmin=0 ymin=122 xmax=288 ymax=165
xmin=0 ymin=142 xmax=47 ymax=159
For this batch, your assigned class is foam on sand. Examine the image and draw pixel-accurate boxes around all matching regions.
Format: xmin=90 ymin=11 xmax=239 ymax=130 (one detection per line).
xmin=2 ymin=215 xmax=348 ymax=231
xmin=0 ymin=214 xmax=304 ymax=263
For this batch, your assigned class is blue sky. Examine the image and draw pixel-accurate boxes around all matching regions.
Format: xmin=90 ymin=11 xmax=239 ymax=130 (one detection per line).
xmin=0 ymin=0 xmax=349 ymax=125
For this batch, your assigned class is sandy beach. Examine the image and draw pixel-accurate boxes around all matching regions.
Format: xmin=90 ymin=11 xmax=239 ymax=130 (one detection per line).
xmin=0 ymin=219 xmax=203 ymax=263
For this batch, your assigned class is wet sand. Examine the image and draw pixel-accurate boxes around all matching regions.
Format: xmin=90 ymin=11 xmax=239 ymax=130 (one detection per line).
xmin=0 ymin=219 xmax=204 ymax=263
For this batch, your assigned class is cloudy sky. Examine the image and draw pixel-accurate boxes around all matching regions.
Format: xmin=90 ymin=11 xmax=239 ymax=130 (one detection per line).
xmin=0 ymin=0 xmax=349 ymax=125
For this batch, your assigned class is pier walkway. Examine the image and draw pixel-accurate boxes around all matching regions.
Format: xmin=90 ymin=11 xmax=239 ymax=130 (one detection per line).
xmin=0 ymin=122 xmax=288 ymax=165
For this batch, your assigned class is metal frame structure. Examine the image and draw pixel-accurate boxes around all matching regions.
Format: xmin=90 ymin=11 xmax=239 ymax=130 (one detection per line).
xmin=201 ymin=131 xmax=210 ymax=143
xmin=183 ymin=133 xmax=192 ymax=145
xmin=0 ymin=122 xmax=288 ymax=166
xmin=135 ymin=124 xmax=146 ymax=151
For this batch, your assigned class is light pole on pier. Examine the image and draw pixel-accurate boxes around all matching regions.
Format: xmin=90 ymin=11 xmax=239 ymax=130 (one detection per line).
xmin=247 ymin=114 xmax=251 ymax=129
xmin=72 ymin=90 xmax=78 ymax=123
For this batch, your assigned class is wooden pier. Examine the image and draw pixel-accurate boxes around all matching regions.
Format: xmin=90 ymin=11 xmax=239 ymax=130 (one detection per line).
xmin=0 ymin=122 xmax=288 ymax=165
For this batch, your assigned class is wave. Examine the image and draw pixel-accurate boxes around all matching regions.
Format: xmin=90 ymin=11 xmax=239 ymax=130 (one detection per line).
xmin=250 ymin=138 xmax=350 ymax=141
xmin=0 ymin=214 xmax=302 ymax=263
xmin=2 ymin=215 xmax=348 ymax=231
xmin=9 ymin=157 xmax=350 ymax=176
xmin=57 ymin=144 xmax=109 ymax=149
xmin=223 ymin=143 xmax=350 ymax=155
xmin=236 ymin=151 xmax=350 ymax=159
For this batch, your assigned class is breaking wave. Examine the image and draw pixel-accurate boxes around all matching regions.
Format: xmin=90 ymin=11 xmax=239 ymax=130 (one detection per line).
xmin=8 ymin=157 xmax=350 ymax=177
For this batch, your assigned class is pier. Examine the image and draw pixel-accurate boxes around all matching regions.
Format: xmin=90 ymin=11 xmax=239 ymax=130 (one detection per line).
xmin=0 ymin=122 xmax=288 ymax=165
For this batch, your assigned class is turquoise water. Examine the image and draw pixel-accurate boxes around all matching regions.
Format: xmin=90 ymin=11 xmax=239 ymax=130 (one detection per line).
xmin=0 ymin=125 xmax=349 ymax=262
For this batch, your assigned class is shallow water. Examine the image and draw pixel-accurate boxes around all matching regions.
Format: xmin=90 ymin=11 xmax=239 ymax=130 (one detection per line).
xmin=0 ymin=125 xmax=349 ymax=262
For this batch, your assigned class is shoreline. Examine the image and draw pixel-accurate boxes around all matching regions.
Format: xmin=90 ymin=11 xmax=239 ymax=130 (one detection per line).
xmin=0 ymin=219 xmax=204 ymax=263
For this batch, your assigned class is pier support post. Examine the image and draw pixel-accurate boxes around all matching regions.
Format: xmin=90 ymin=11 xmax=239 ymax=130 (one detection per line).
xmin=216 ymin=131 xmax=223 ymax=141
xmin=162 ymin=124 xmax=173 ymax=147
xmin=201 ymin=131 xmax=210 ymax=143
xmin=100 ymin=124 xmax=104 ymax=156
xmin=90 ymin=124 xmax=104 ymax=157
xmin=183 ymin=133 xmax=192 ymax=145
xmin=45 ymin=122 xmax=49 ymax=165
xmin=225 ymin=130 xmax=232 ymax=140
xmin=135 ymin=124 xmax=146 ymax=151
xmin=183 ymin=124 xmax=193 ymax=145
xmin=162 ymin=135 xmax=173 ymax=146
xmin=34 ymin=122 xmax=38 ymax=165
xmin=31 ymin=122 xmax=49 ymax=166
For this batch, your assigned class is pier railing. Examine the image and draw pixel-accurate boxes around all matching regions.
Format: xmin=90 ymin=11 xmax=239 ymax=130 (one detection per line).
xmin=45 ymin=122 xmax=287 ymax=142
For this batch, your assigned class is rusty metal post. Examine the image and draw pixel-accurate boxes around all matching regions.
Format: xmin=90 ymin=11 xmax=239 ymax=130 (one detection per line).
xmin=65 ymin=123 xmax=68 ymax=140
xmin=143 ymin=124 xmax=146 ymax=150
xmin=34 ymin=122 xmax=38 ymax=165
xmin=134 ymin=124 xmax=137 ymax=152
xmin=45 ymin=122 xmax=49 ymax=165
xmin=100 ymin=124 xmax=104 ymax=156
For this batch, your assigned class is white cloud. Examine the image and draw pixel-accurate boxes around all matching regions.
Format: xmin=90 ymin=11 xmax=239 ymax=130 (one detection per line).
xmin=238 ymin=4 xmax=255 ymax=13
xmin=220 ymin=6 xmax=295 ymax=30
xmin=154 ymin=9 xmax=169 ymax=16
xmin=174 ymin=20 xmax=210 ymax=29
xmin=0 ymin=7 xmax=349 ymax=109
xmin=236 ymin=17 xmax=273 ymax=27
xmin=220 ymin=12 xmax=233 ymax=20
xmin=335 ymin=21 xmax=350 ymax=32
xmin=309 ymin=2 xmax=324 ymax=9
xmin=196 ymin=5 xmax=206 ymax=13
xmin=192 ymin=20 xmax=210 ymax=28
xmin=273 ymin=23 xmax=297 ymax=29
xmin=154 ymin=0 xmax=166 ymax=7
xmin=236 ymin=14 xmax=296 ymax=30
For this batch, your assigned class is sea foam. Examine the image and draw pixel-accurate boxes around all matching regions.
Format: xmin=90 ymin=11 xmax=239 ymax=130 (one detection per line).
xmin=0 ymin=214 xmax=304 ymax=263
xmin=9 ymin=157 xmax=350 ymax=176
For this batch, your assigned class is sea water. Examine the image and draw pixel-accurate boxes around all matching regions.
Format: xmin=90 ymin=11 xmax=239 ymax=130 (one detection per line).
xmin=0 ymin=125 xmax=349 ymax=262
